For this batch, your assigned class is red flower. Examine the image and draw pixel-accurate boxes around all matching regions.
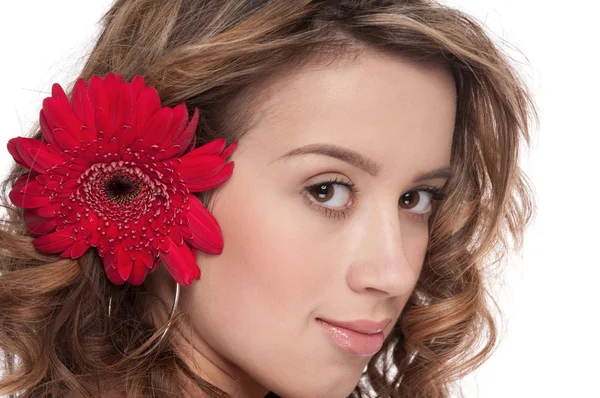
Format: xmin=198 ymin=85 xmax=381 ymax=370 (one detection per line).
xmin=7 ymin=73 xmax=237 ymax=286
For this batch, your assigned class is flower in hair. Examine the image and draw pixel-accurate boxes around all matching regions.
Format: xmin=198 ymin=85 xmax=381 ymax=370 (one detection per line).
xmin=7 ymin=73 xmax=237 ymax=286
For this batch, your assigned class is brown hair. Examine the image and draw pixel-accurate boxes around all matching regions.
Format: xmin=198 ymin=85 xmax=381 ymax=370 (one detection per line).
xmin=0 ymin=0 xmax=536 ymax=397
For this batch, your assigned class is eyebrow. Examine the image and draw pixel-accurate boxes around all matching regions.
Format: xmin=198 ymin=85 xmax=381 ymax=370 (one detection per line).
xmin=276 ymin=143 xmax=454 ymax=182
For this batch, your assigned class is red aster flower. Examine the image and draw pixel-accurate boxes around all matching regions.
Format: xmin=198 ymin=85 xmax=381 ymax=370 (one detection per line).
xmin=7 ymin=73 xmax=237 ymax=286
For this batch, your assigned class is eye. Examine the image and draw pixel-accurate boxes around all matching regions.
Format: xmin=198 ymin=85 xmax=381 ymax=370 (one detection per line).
xmin=399 ymin=191 xmax=433 ymax=213
xmin=306 ymin=181 xmax=353 ymax=207
xmin=303 ymin=177 xmax=357 ymax=219
xmin=399 ymin=187 xmax=447 ymax=220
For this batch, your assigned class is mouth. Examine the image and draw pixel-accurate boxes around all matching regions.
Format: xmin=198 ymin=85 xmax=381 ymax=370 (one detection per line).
xmin=316 ymin=317 xmax=391 ymax=357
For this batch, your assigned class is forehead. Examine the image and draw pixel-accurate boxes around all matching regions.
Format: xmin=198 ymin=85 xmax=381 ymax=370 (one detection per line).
xmin=240 ymin=49 xmax=456 ymax=179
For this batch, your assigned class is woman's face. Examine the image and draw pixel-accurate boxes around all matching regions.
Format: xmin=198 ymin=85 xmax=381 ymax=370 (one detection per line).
xmin=162 ymin=50 xmax=456 ymax=398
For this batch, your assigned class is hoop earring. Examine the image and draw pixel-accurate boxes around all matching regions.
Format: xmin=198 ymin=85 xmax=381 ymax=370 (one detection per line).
xmin=107 ymin=282 xmax=180 ymax=358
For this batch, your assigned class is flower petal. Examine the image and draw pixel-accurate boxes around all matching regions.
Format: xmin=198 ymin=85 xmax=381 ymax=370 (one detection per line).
xmin=40 ymin=84 xmax=85 ymax=150
xmin=7 ymin=139 xmax=29 ymax=169
xmin=9 ymin=175 xmax=49 ymax=209
xmin=220 ymin=141 xmax=238 ymax=160
xmin=125 ymin=248 xmax=155 ymax=285
xmin=102 ymin=251 xmax=126 ymax=286
xmin=112 ymin=79 xmax=134 ymax=137
xmin=88 ymin=75 xmax=110 ymax=139
xmin=71 ymin=78 xmax=95 ymax=134
xmin=116 ymin=245 xmax=133 ymax=282
xmin=102 ymin=73 xmax=126 ymax=139
xmin=129 ymin=257 xmax=151 ymax=286
xmin=167 ymin=107 xmax=199 ymax=156
xmin=70 ymin=239 xmax=91 ymax=259
xmin=39 ymin=110 xmax=59 ymax=147
xmin=161 ymin=104 xmax=187 ymax=146
xmin=24 ymin=209 xmax=56 ymax=237
xmin=8 ymin=137 xmax=63 ymax=174
xmin=11 ymin=174 xmax=30 ymax=191
xmin=60 ymin=239 xmax=91 ymax=259
xmin=191 ymin=137 xmax=226 ymax=156
xmin=183 ymin=194 xmax=223 ymax=254
xmin=33 ymin=227 xmax=75 ymax=254
xmin=131 ymin=86 xmax=161 ymax=141
xmin=142 ymin=107 xmax=173 ymax=148
xmin=130 ymin=75 xmax=146 ymax=99
xmin=182 ymin=161 xmax=234 ymax=192
xmin=34 ymin=203 xmax=59 ymax=218
xmin=159 ymin=238 xmax=200 ymax=286
xmin=178 ymin=153 xmax=224 ymax=178
xmin=20 ymin=180 xmax=45 ymax=196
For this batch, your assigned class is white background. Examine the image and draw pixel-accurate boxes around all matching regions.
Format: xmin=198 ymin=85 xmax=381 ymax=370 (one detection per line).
xmin=1 ymin=1 xmax=598 ymax=397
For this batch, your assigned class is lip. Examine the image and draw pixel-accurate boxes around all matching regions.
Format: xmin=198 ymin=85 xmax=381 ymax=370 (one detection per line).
xmin=319 ymin=318 xmax=392 ymax=334
xmin=316 ymin=317 xmax=392 ymax=356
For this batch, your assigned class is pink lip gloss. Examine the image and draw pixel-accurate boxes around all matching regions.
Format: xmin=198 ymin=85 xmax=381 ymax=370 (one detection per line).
xmin=317 ymin=319 xmax=385 ymax=356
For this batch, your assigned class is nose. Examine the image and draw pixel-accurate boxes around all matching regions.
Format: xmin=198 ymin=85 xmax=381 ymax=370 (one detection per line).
xmin=345 ymin=203 xmax=422 ymax=298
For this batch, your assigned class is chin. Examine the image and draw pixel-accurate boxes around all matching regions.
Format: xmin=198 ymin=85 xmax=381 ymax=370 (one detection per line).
xmin=268 ymin=375 xmax=360 ymax=398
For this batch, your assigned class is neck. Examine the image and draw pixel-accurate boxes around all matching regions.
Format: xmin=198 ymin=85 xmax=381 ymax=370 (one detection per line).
xmin=173 ymin=326 xmax=269 ymax=398
xmin=144 ymin=269 xmax=270 ymax=398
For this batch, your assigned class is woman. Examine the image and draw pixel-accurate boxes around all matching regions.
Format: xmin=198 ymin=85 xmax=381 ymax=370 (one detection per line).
xmin=0 ymin=0 xmax=536 ymax=397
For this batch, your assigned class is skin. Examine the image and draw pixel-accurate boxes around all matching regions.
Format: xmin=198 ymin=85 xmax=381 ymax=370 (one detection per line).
xmin=147 ymin=48 xmax=456 ymax=398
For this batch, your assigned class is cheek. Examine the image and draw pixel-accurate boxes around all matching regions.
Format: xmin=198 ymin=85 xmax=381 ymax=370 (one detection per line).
xmin=190 ymin=176 xmax=325 ymax=336
xmin=402 ymin=220 xmax=431 ymax=276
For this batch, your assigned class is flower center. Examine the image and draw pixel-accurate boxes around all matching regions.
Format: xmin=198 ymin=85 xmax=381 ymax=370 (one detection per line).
xmin=76 ymin=161 xmax=169 ymax=223
xmin=104 ymin=174 xmax=141 ymax=204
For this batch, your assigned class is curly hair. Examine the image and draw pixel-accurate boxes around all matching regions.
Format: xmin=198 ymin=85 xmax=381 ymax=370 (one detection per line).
xmin=0 ymin=0 xmax=536 ymax=397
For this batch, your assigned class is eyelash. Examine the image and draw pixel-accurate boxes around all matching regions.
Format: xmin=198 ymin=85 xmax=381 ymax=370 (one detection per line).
xmin=302 ymin=177 xmax=448 ymax=222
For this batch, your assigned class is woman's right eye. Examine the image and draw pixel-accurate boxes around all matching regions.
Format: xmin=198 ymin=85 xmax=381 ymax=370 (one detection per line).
xmin=306 ymin=182 xmax=353 ymax=208
xmin=303 ymin=178 xmax=357 ymax=219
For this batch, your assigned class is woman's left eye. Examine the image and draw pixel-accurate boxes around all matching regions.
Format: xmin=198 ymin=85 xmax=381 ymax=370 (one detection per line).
xmin=399 ymin=188 xmax=447 ymax=216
